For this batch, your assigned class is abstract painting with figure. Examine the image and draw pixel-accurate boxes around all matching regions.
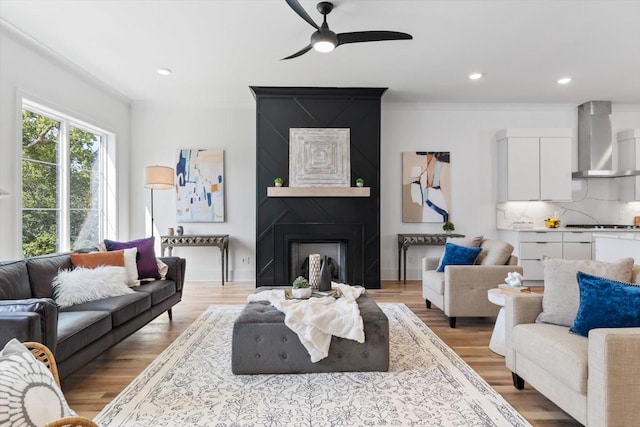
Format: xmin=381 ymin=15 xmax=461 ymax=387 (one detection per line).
xmin=402 ymin=151 xmax=451 ymax=223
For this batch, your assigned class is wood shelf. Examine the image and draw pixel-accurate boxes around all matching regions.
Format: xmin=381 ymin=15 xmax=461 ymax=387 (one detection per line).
xmin=267 ymin=187 xmax=370 ymax=197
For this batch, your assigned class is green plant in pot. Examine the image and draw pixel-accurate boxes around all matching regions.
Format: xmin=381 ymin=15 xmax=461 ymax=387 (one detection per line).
xmin=292 ymin=276 xmax=311 ymax=299
xmin=355 ymin=177 xmax=365 ymax=187
xmin=274 ymin=177 xmax=284 ymax=187
xmin=442 ymin=221 xmax=455 ymax=233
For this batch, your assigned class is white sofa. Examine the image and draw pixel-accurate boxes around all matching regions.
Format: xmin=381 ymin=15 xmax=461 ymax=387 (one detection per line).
xmin=505 ymin=261 xmax=640 ymax=427
xmin=422 ymin=238 xmax=522 ymax=328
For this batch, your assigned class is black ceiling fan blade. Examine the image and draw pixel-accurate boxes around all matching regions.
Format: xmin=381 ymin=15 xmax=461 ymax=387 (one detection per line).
xmin=285 ymin=0 xmax=319 ymax=30
xmin=282 ymin=44 xmax=313 ymax=60
xmin=337 ymin=31 xmax=413 ymax=46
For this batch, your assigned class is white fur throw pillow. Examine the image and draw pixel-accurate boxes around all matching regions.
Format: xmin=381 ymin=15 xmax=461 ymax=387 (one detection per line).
xmin=53 ymin=266 xmax=134 ymax=308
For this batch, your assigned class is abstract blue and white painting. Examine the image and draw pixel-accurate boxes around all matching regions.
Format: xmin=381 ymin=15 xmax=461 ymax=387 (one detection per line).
xmin=402 ymin=151 xmax=451 ymax=223
xmin=176 ymin=149 xmax=224 ymax=222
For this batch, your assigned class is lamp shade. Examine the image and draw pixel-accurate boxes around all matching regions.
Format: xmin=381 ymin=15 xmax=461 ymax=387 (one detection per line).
xmin=144 ymin=166 xmax=174 ymax=190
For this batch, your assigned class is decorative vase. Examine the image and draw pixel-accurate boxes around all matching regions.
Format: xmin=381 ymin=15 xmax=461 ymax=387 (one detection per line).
xmin=318 ymin=256 xmax=332 ymax=292
xmin=308 ymin=254 xmax=321 ymax=289
xmin=291 ymin=287 xmax=312 ymax=299
xmin=176 ymin=226 xmax=184 ymax=236
xmin=168 ymin=227 xmax=174 ymax=236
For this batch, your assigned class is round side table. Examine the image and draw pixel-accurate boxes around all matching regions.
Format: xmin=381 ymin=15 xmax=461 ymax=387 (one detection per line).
xmin=487 ymin=288 xmax=506 ymax=356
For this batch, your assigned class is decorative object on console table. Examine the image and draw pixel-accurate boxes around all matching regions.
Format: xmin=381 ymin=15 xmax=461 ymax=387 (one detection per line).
xmin=402 ymin=151 xmax=451 ymax=223
xmin=144 ymin=165 xmax=175 ymax=237
xmin=289 ymin=128 xmax=350 ymax=187
xmin=176 ymin=225 xmax=183 ymax=236
xmin=318 ymin=255 xmax=332 ymax=291
xmin=274 ymin=177 xmax=284 ymax=187
xmin=160 ymin=234 xmax=229 ymax=285
xmin=355 ymin=177 xmax=364 ymax=187
xmin=176 ymin=149 xmax=225 ymax=222
xmin=308 ymin=254 xmax=321 ymax=289
xmin=397 ymin=233 xmax=464 ymax=283
xmin=442 ymin=220 xmax=455 ymax=234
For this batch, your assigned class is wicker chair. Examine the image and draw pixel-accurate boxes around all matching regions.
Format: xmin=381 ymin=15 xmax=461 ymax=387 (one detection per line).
xmin=23 ymin=342 xmax=98 ymax=427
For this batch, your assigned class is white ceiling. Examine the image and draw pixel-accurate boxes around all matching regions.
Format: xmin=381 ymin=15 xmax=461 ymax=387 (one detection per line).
xmin=1 ymin=0 xmax=639 ymax=107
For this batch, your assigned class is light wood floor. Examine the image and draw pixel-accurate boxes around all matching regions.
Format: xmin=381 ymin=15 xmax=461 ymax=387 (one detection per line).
xmin=62 ymin=281 xmax=581 ymax=426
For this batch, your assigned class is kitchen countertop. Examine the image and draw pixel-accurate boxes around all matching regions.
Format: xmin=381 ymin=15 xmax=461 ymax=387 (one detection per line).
xmin=497 ymin=226 xmax=639 ymax=232
xmin=593 ymin=232 xmax=640 ymax=240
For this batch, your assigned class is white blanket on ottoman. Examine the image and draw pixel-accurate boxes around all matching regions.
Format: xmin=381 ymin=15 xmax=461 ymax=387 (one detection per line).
xmin=246 ymin=283 xmax=366 ymax=362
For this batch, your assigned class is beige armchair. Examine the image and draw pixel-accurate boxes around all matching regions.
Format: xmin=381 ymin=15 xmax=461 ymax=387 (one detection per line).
xmin=505 ymin=283 xmax=640 ymax=426
xmin=422 ymin=238 xmax=522 ymax=328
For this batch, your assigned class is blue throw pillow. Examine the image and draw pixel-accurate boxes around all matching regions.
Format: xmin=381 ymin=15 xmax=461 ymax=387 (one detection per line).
xmin=570 ymin=271 xmax=640 ymax=337
xmin=437 ymin=243 xmax=482 ymax=273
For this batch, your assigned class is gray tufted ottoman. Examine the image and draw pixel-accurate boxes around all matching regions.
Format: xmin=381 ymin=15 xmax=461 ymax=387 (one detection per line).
xmin=232 ymin=288 xmax=389 ymax=374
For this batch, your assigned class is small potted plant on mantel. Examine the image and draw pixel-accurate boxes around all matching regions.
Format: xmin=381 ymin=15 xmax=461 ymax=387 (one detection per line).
xmin=355 ymin=177 xmax=365 ymax=187
xmin=442 ymin=220 xmax=455 ymax=234
xmin=291 ymin=276 xmax=312 ymax=299
xmin=274 ymin=177 xmax=284 ymax=187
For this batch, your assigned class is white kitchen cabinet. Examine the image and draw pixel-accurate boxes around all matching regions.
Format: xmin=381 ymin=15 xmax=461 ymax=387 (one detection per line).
xmin=562 ymin=231 xmax=593 ymax=260
xmin=497 ymin=129 xmax=572 ymax=202
xmin=617 ymin=129 xmax=640 ymax=201
xmin=499 ymin=230 xmax=562 ymax=283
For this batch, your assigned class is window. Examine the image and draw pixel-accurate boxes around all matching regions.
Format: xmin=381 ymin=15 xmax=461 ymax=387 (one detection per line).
xmin=21 ymin=101 xmax=108 ymax=257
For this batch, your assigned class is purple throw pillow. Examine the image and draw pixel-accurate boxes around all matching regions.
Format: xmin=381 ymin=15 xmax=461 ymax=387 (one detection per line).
xmin=104 ymin=237 xmax=160 ymax=280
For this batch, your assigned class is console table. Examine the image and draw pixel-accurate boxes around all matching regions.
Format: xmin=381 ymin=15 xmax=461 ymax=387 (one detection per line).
xmin=397 ymin=233 xmax=464 ymax=283
xmin=160 ymin=234 xmax=229 ymax=285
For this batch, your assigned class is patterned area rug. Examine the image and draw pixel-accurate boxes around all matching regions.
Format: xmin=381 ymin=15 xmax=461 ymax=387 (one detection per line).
xmin=95 ymin=304 xmax=530 ymax=426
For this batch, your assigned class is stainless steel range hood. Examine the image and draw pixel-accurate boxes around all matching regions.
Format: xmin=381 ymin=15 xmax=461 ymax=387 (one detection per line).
xmin=572 ymin=101 xmax=640 ymax=178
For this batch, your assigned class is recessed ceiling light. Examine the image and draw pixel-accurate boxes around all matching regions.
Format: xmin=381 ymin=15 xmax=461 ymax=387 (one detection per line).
xmin=557 ymin=77 xmax=572 ymax=85
xmin=157 ymin=68 xmax=172 ymax=76
xmin=468 ymin=73 xmax=484 ymax=80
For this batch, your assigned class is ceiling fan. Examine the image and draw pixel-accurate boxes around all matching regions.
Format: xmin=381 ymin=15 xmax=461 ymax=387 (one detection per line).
xmin=282 ymin=0 xmax=413 ymax=60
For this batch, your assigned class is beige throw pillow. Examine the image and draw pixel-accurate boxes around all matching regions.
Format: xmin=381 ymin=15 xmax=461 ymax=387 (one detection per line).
xmin=536 ymin=257 xmax=635 ymax=327
xmin=476 ymin=239 xmax=514 ymax=265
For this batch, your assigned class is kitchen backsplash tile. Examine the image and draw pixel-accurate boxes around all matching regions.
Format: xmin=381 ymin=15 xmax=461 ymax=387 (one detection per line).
xmin=497 ymin=178 xmax=640 ymax=228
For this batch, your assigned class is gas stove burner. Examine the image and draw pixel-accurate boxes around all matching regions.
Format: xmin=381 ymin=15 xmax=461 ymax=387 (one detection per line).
xmin=565 ymin=224 xmax=640 ymax=229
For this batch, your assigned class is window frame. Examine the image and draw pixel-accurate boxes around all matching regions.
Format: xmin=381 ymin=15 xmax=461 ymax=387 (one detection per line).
xmin=20 ymin=97 xmax=114 ymax=254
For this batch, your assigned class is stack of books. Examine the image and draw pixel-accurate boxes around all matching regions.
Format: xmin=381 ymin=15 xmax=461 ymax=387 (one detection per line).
xmin=498 ymin=283 xmax=530 ymax=293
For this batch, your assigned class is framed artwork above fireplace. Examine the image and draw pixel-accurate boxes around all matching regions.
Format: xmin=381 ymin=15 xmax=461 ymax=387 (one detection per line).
xmin=289 ymin=128 xmax=350 ymax=187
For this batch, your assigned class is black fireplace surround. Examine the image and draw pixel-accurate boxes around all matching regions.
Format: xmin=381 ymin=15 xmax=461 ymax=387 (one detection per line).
xmin=252 ymin=86 xmax=385 ymax=289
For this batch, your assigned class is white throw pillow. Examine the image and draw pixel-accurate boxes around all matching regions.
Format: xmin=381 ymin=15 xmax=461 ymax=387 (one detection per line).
xmin=157 ymin=258 xmax=168 ymax=280
xmin=53 ymin=266 xmax=134 ymax=308
xmin=123 ymin=247 xmax=139 ymax=287
xmin=0 ymin=339 xmax=76 ymax=426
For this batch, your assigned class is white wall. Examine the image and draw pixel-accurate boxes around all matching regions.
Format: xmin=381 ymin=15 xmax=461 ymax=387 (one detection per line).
xmin=0 ymin=25 xmax=131 ymax=260
xmin=130 ymin=103 xmax=256 ymax=281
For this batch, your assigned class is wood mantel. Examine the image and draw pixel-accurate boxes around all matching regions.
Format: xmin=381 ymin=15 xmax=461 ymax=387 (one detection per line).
xmin=267 ymin=187 xmax=370 ymax=197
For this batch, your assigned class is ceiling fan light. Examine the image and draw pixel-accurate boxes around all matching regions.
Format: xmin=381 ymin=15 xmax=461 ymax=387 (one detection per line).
xmin=313 ymin=40 xmax=335 ymax=52
xmin=311 ymin=30 xmax=337 ymax=53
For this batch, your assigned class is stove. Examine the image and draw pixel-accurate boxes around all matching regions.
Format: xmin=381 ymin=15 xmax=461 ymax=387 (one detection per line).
xmin=565 ymin=224 xmax=640 ymax=230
